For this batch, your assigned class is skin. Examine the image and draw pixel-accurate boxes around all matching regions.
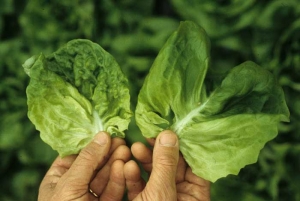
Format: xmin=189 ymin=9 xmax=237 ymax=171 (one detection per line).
xmin=38 ymin=132 xmax=131 ymax=201
xmin=124 ymin=130 xmax=211 ymax=201
xmin=38 ymin=130 xmax=210 ymax=201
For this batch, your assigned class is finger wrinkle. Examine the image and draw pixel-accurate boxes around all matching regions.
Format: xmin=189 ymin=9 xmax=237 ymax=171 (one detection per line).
xmin=155 ymin=152 xmax=179 ymax=167
xmin=177 ymin=181 xmax=210 ymax=201
xmin=177 ymin=193 xmax=198 ymax=201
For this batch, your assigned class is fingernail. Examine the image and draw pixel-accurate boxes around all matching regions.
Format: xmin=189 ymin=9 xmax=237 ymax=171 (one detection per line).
xmin=159 ymin=132 xmax=178 ymax=147
xmin=93 ymin=132 xmax=108 ymax=146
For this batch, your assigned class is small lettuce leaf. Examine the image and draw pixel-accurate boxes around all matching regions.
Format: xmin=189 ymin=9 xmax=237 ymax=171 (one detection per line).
xmin=135 ymin=21 xmax=289 ymax=182
xmin=23 ymin=39 xmax=132 ymax=157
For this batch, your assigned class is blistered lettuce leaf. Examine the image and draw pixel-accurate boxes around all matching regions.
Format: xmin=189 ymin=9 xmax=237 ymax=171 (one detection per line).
xmin=23 ymin=39 xmax=132 ymax=157
xmin=135 ymin=21 xmax=289 ymax=182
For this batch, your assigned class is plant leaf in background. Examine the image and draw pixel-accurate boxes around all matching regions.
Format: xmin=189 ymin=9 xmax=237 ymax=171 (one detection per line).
xmin=23 ymin=39 xmax=132 ymax=157
xmin=170 ymin=0 xmax=260 ymax=38
xmin=135 ymin=21 xmax=290 ymax=182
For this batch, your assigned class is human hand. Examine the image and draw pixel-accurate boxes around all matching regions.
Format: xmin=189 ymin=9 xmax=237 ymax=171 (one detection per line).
xmin=38 ymin=132 xmax=131 ymax=201
xmin=124 ymin=130 xmax=210 ymax=201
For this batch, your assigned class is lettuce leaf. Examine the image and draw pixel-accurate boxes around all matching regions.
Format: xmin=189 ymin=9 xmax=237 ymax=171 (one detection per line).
xmin=23 ymin=39 xmax=132 ymax=157
xmin=135 ymin=21 xmax=290 ymax=182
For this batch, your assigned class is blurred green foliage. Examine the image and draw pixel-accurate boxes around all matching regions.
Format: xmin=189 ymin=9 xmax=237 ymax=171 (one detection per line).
xmin=0 ymin=0 xmax=299 ymax=200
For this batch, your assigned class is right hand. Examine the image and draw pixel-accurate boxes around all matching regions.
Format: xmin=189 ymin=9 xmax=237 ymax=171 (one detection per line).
xmin=124 ymin=130 xmax=211 ymax=201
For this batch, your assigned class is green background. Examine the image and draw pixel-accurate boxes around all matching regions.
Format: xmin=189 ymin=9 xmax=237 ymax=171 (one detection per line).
xmin=0 ymin=0 xmax=299 ymax=200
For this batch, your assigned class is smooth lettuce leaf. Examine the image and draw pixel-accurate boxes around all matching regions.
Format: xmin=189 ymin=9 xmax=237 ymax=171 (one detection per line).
xmin=136 ymin=21 xmax=210 ymax=137
xmin=23 ymin=39 xmax=132 ymax=157
xmin=135 ymin=21 xmax=289 ymax=182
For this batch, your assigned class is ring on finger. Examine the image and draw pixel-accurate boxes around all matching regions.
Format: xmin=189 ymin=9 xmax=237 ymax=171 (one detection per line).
xmin=89 ymin=188 xmax=99 ymax=198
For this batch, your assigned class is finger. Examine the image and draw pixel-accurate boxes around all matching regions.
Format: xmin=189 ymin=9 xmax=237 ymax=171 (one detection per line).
xmin=131 ymin=142 xmax=153 ymax=172
xmin=38 ymin=155 xmax=77 ymax=200
xmin=147 ymin=130 xmax=179 ymax=198
xmin=146 ymin=138 xmax=156 ymax=146
xmin=177 ymin=181 xmax=210 ymax=201
xmin=90 ymin=144 xmax=131 ymax=195
xmin=46 ymin=155 xmax=77 ymax=178
xmin=40 ymin=155 xmax=77 ymax=189
xmin=185 ymin=167 xmax=210 ymax=188
xmin=51 ymin=155 xmax=77 ymax=170
xmin=110 ymin=137 xmax=126 ymax=155
xmin=124 ymin=160 xmax=146 ymax=200
xmin=64 ymin=132 xmax=111 ymax=185
xmin=177 ymin=191 xmax=200 ymax=201
xmin=176 ymin=153 xmax=187 ymax=183
xmin=100 ymin=160 xmax=126 ymax=201
xmin=90 ymin=137 xmax=128 ymax=191
xmin=182 ymin=167 xmax=211 ymax=200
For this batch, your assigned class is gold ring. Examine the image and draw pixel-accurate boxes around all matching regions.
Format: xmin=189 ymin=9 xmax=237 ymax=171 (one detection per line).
xmin=89 ymin=188 xmax=99 ymax=198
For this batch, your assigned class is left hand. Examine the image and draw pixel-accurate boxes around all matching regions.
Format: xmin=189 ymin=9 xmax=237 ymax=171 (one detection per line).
xmin=38 ymin=132 xmax=131 ymax=201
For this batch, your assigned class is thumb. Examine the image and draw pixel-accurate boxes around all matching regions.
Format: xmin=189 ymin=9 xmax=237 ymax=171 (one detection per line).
xmin=148 ymin=130 xmax=179 ymax=197
xmin=66 ymin=132 xmax=111 ymax=184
